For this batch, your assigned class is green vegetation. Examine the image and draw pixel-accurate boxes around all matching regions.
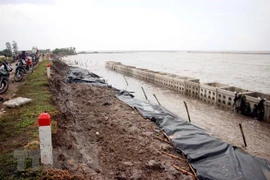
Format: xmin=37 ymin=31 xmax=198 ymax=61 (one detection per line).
xmin=0 ymin=56 xmax=12 ymax=63
xmin=0 ymin=59 xmax=58 ymax=179
xmin=12 ymin=41 xmax=18 ymax=54
xmin=52 ymin=47 xmax=76 ymax=55
xmin=0 ymin=41 xmax=18 ymax=57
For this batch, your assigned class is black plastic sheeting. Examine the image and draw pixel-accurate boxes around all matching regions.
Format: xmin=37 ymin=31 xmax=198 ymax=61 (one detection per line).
xmin=116 ymin=90 xmax=270 ymax=180
xmin=65 ymin=67 xmax=270 ymax=180
xmin=65 ymin=67 xmax=108 ymax=87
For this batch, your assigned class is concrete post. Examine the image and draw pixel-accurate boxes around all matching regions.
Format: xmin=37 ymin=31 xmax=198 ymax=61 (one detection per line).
xmin=38 ymin=113 xmax=53 ymax=165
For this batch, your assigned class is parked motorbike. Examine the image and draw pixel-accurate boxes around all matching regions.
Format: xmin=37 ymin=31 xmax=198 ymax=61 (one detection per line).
xmin=32 ymin=54 xmax=39 ymax=66
xmin=0 ymin=61 xmax=13 ymax=94
xmin=25 ymin=57 xmax=34 ymax=72
xmin=14 ymin=58 xmax=33 ymax=82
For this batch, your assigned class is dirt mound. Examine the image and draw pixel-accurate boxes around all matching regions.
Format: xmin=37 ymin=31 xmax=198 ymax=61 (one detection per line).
xmin=49 ymin=60 xmax=192 ymax=179
xmin=41 ymin=168 xmax=87 ymax=180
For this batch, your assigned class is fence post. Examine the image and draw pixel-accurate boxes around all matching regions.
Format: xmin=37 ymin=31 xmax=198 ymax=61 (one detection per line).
xmin=184 ymin=101 xmax=191 ymax=122
xmin=239 ymin=123 xmax=247 ymax=147
xmin=123 ymin=76 xmax=128 ymax=86
xmin=153 ymin=94 xmax=161 ymax=106
xmin=141 ymin=86 xmax=148 ymax=101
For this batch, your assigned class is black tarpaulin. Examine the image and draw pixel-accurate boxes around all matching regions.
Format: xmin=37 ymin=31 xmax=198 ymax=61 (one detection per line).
xmin=116 ymin=90 xmax=270 ymax=180
xmin=65 ymin=67 xmax=108 ymax=86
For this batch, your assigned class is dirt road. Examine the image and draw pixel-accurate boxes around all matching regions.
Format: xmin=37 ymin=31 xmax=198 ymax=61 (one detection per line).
xmin=0 ymin=59 xmax=42 ymax=114
xmin=50 ymin=60 xmax=193 ymax=179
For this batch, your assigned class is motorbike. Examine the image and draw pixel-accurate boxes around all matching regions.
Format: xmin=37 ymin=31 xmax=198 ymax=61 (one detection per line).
xmin=32 ymin=54 xmax=39 ymax=66
xmin=25 ymin=57 xmax=34 ymax=72
xmin=14 ymin=58 xmax=33 ymax=82
xmin=0 ymin=61 xmax=13 ymax=94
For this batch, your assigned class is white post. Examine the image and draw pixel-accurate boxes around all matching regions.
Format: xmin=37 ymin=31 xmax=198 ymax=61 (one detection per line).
xmin=47 ymin=64 xmax=51 ymax=78
xmin=38 ymin=113 xmax=53 ymax=165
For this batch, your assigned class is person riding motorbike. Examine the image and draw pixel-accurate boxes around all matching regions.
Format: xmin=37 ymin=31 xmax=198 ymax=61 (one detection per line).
xmin=21 ymin=51 xmax=26 ymax=60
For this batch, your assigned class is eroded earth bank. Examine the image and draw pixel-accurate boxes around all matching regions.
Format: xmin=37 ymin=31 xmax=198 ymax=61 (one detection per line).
xmin=50 ymin=59 xmax=192 ymax=179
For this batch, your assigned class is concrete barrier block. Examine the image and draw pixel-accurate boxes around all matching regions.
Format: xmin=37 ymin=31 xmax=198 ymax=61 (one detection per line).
xmin=200 ymin=82 xmax=228 ymax=105
xmin=105 ymin=61 xmax=270 ymax=122
xmin=154 ymin=73 xmax=166 ymax=86
xmin=217 ymin=86 xmax=251 ymax=109
xmin=136 ymin=68 xmax=145 ymax=79
xmin=245 ymin=92 xmax=270 ymax=121
xmin=185 ymin=79 xmax=200 ymax=98
xmin=173 ymin=77 xmax=188 ymax=94
xmin=132 ymin=68 xmax=139 ymax=78
xmin=143 ymin=70 xmax=153 ymax=82
xmin=105 ymin=61 xmax=117 ymax=69
xmin=124 ymin=66 xmax=135 ymax=76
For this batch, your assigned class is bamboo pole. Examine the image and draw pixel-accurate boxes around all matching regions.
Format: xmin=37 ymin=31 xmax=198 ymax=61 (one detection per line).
xmin=153 ymin=94 xmax=161 ymax=106
xmin=123 ymin=76 xmax=128 ymax=86
xmin=188 ymin=163 xmax=199 ymax=180
xmin=154 ymin=135 xmax=173 ymax=146
xmin=161 ymin=131 xmax=172 ymax=144
xmin=184 ymin=101 xmax=191 ymax=122
xmin=173 ymin=165 xmax=195 ymax=178
xmin=161 ymin=151 xmax=186 ymax=161
xmin=239 ymin=123 xmax=247 ymax=147
xmin=141 ymin=86 xmax=148 ymax=101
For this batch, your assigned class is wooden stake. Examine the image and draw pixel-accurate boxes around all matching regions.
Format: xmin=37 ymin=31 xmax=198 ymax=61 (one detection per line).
xmin=153 ymin=94 xmax=161 ymax=106
xmin=184 ymin=101 xmax=191 ymax=122
xmin=123 ymin=76 xmax=128 ymax=86
xmin=239 ymin=123 xmax=247 ymax=147
xmin=141 ymin=86 xmax=148 ymax=101
xmin=162 ymin=131 xmax=172 ymax=144
xmin=173 ymin=165 xmax=195 ymax=178
xmin=188 ymin=163 xmax=199 ymax=180
xmin=154 ymin=135 xmax=173 ymax=146
xmin=161 ymin=151 xmax=186 ymax=161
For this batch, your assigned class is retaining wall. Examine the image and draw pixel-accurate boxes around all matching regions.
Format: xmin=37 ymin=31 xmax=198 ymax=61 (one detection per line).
xmin=217 ymin=86 xmax=251 ymax=109
xmin=199 ymin=82 xmax=227 ymax=105
xmin=105 ymin=61 xmax=270 ymax=122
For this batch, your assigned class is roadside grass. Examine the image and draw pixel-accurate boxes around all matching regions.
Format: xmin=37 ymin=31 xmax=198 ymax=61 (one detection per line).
xmin=0 ymin=59 xmax=58 ymax=179
xmin=0 ymin=57 xmax=13 ymax=63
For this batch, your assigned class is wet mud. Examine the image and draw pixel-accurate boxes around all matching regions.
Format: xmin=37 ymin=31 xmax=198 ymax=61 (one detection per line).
xmin=50 ymin=60 xmax=193 ymax=179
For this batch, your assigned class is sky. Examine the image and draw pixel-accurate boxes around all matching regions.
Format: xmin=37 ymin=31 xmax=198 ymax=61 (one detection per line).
xmin=0 ymin=0 xmax=269 ymax=51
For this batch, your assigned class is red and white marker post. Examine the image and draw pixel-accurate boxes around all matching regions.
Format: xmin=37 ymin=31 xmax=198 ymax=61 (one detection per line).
xmin=47 ymin=64 xmax=51 ymax=78
xmin=38 ymin=113 xmax=53 ymax=165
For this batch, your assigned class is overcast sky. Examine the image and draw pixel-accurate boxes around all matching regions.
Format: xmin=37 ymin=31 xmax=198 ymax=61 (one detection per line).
xmin=0 ymin=0 xmax=269 ymax=51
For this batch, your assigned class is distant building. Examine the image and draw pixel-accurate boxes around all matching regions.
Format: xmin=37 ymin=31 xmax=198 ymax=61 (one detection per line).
xmin=32 ymin=46 xmax=38 ymax=54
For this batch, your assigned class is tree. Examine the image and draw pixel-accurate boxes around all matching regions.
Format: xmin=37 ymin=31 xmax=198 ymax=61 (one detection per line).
xmin=12 ymin=41 xmax=18 ymax=54
xmin=5 ymin=42 xmax=12 ymax=53
xmin=0 ymin=49 xmax=12 ymax=56
xmin=52 ymin=47 xmax=77 ymax=55
xmin=72 ymin=47 xmax=76 ymax=54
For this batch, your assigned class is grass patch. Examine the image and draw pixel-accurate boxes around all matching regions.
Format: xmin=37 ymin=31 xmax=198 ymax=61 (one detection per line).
xmin=0 ymin=59 xmax=58 ymax=179
xmin=0 ymin=57 xmax=13 ymax=63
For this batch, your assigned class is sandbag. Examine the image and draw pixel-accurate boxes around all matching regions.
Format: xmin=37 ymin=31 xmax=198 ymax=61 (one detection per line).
xmin=4 ymin=97 xmax=32 ymax=108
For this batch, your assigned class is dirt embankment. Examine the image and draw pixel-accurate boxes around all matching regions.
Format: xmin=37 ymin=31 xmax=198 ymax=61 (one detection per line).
xmin=50 ymin=60 xmax=192 ymax=180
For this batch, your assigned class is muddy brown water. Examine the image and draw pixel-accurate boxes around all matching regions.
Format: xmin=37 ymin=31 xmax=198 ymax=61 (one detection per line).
xmin=62 ymin=52 xmax=270 ymax=161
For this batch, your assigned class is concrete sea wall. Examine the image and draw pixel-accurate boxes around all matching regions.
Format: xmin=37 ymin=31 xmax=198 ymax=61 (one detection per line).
xmin=105 ymin=61 xmax=270 ymax=122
